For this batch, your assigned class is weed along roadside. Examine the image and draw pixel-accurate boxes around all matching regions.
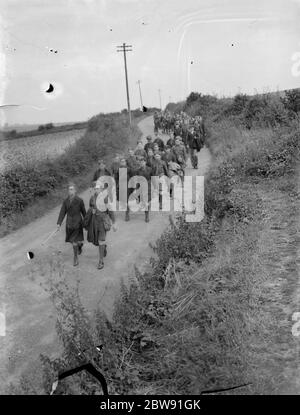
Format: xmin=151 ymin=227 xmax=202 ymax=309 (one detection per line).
xmin=3 ymin=90 xmax=300 ymax=395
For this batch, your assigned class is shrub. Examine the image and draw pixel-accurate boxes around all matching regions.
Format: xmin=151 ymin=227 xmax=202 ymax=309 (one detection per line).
xmin=152 ymin=215 xmax=217 ymax=276
xmin=282 ymin=88 xmax=300 ymax=114
xmin=6 ymin=129 xmax=17 ymax=139
xmin=184 ymin=92 xmax=224 ymax=119
xmin=231 ymin=94 xmax=250 ymax=115
xmin=242 ymin=94 xmax=289 ymax=129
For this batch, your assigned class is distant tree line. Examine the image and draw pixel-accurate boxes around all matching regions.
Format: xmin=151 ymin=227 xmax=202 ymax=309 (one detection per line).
xmin=38 ymin=123 xmax=54 ymax=131
xmin=2 ymin=106 xmax=159 ymax=141
xmin=3 ymin=121 xmax=88 ymax=141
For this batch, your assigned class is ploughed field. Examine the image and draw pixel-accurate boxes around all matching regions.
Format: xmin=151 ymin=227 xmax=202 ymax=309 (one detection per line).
xmin=0 ymin=129 xmax=85 ymax=172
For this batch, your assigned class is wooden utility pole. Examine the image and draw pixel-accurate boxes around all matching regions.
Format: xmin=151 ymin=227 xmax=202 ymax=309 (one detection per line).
xmin=117 ymin=43 xmax=132 ymax=126
xmin=137 ymin=80 xmax=143 ymax=110
xmin=158 ymin=88 xmax=162 ymax=110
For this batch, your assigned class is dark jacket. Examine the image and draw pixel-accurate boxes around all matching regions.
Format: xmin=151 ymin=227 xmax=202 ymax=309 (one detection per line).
xmin=144 ymin=142 xmax=154 ymax=153
xmin=153 ymin=137 xmax=165 ymax=151
xmin=195 ymin=119 xmax=206 ymax=139
xmin=166 ymin=137 xmax=175 ymax=148
xmin=126 ymin=155 xmax=139 ymax=172
xmin=93 ymin=167 xmax=112 ymax=183
xmin=151 ymin=159 xmax=168 ymax=177
xmin=174 ymin=126 xmax=182 ymax=138
xmin=85 ymin=194 xmax=115 ymax=245
xmin=173 ymin=144 xmax=187 ymax=163
xmin=118 ymin=165 xmax=136 ymax=200
xmin=134 ymin=148 xmax=147 ymax=159
xmin=136 ymin=166 xmax=152 ymax=182
xmin=135 ymin=166 xmax=152 ymax=199
xmin=162 ymin=151 xmax=176 ymax=164
xmin=89 ymin=194 xmax=115 ymax=222
xmin=146 ymin=155 xmax=155 ymax=170
xmin=57 ymin=195 xmax=86 ymax=229
xmin=111 ymin=161 xmax=120 ymax=180
xmin=187 ymin=131 xmax=201 ymax=151
xmin=181 ymin=125 xmax=189 ymax=146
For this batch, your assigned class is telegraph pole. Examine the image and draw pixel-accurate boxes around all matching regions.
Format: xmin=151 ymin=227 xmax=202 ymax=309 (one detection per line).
xmin=158 ymin=88 xmax=162 ymax=110
xmin=137 ymin=80 xmax=143 ymax=110
xmin=117 ymin=43 xmax=132 ymax=126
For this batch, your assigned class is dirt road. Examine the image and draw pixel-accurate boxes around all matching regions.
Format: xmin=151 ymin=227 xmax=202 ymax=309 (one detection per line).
xmin=0 ymin=116 xmax=211 ymax=393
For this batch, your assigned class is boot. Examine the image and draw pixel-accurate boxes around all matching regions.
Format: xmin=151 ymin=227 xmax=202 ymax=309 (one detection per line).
xmin=170 ymin=185 xmax=173 ymax=199
xmin=73 ymin=245 xmax=79 ymax=266
xmin=97 ymin=245 xmax=105 ymax=269
xmin=104 ymin=244 xmax=107 ymax=257
xmin=145 ymin=211 xmax=149 ymax=223
xmin=193 ymin=155 xmax=198 ymax=169
xmin=125 ymin=209 xmax=130 ymax=221
xmin=78 ymin=242 xmax=83 ymax=255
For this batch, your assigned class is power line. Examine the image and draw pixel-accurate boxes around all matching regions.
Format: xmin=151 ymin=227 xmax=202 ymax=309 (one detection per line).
xmin=117 ymin=43 xmax=132 ymax=126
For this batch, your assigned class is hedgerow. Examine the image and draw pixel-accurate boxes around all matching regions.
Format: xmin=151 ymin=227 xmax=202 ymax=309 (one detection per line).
xmin=168 ymin=89 xmax=300 ymax=130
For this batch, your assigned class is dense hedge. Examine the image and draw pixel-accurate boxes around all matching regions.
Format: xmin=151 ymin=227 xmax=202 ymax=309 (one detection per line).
xmin=166 ymin=88 xmax=300 ymax=129
xmin=0 ymin=113 xmax=137 ymax=219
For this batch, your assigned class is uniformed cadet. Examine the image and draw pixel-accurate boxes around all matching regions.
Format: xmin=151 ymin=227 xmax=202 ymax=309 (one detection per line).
xmin=144 ymin=135 xmax=154 ymax=153
xmin=86 ymin=181 xmax=117 ymax=270
xmin=57 ymin=183 xmax=86 ymax=267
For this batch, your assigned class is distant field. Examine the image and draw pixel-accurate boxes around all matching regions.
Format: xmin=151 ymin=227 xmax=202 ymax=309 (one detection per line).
xmin=0 ymin=129 xmax=85 ymax=172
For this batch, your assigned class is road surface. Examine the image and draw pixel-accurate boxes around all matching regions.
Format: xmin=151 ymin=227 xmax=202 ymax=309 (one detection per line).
xmin=0 ymin=116 xmax=211 ymax=393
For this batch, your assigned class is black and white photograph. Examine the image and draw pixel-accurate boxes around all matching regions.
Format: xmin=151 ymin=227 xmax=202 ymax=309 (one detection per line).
xmin=0 ymin=0 xmax=299 ymax=405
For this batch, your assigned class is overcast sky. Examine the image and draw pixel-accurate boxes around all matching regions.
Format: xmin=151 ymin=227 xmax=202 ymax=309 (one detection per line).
xmin=0 ymin=0 xmax=300 ymax=125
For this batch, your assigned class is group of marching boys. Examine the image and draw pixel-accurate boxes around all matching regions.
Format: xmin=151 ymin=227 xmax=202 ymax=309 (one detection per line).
xmin=56 ymin=111 xmax=206 ymax=270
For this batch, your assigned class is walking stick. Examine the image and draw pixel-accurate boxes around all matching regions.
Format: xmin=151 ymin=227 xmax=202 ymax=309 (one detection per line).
xmin=41 ymin=228 xmax=59 ymax=246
